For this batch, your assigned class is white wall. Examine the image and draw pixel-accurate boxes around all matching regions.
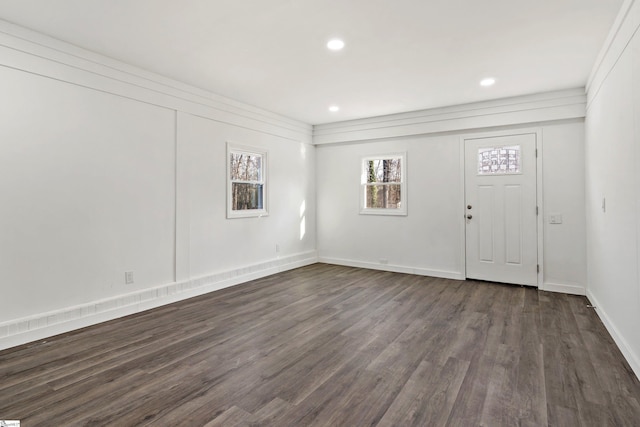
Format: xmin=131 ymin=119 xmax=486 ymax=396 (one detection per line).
xmin=177 ymin=112 xmax=316 ymax=281
xmin=317 ymin=134 xmax=464 ymax=278
xmin=0 ymin=21 xmax=316 ymax=350
xmin=542 ymin=121 xmax=587 ymax=293
xmin=0 ymin=66 xmax=176 ymax=322
xmin=584 ymin=0 xmax=640 ymax=378
xmin=317 ymin=117 xmax=587 ymax=293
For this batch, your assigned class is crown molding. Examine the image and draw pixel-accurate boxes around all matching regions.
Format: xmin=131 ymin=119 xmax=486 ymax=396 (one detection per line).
xmin=586 ymin=0 xmax=638 ymax=108
xmin=313 ymin=89 xmax=585 ymax=145
xmin=0 ymin=19 xmax=312 ymax=143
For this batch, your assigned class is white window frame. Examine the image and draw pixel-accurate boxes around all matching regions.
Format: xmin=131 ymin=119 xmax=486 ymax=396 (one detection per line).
xmin=227 ymin=143 xmax=268 ymax=219
xmin=360 ymin=152 xmax=407 ymax=216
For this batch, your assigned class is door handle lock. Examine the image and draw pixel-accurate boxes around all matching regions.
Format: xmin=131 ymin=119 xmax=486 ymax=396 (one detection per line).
xmin=466 ymin=214 xmax=473 ymax=219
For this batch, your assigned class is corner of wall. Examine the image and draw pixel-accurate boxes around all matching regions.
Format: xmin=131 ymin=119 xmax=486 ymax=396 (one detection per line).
xmin=587 ymin=290 xmax=640 ymax=379
xmin=584 ymin=0 xmax=640 ymax=381
xmin=586 ymin=0 xmax=638 ymax=107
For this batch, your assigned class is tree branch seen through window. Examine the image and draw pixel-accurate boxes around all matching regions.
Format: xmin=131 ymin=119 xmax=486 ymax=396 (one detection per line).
xmin=227 ymin=144 xmax=267 ymax=218
xmin=230 ymin=153 xmax=263 ymax=210
xmin=361 ymin=154 xmax=406 ymax=215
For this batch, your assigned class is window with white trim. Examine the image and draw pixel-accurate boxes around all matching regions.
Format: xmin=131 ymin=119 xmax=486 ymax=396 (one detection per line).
xmin=360 ymin=153 xmax=407 ymax=215
xmin=227 ymin=144 xmax=268 ymax=218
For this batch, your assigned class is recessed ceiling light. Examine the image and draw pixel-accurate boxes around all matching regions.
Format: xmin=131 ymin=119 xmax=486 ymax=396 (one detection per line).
xmin=327 ymin=39 xmax=345 ymax=51
xmin=480 ymin=78 xmax=496 ymax=87
xmin=329 ymin=105 xmax=340 ymax=112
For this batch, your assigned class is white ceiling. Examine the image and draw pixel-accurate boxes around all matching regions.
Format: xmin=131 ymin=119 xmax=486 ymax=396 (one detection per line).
xmin=0 ymin=0 xmax=624 ymax=124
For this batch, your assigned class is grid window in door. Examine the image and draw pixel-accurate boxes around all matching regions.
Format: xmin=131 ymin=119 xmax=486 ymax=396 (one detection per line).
xmin=361 ymin=153 xmax=407 ymax=215
xmin=477 ymin=145 xmax=521 ymax=175
xmin=227 ymin=144 xmax=267 ymax=218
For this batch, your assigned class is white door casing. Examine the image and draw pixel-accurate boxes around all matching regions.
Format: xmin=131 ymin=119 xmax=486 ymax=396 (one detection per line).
xmin=464 ymin=133 xmax=538 ymax=286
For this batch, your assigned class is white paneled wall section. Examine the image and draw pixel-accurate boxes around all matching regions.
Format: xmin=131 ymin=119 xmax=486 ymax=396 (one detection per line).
xmin=0 ymin=20 xmax=316 ymax=350
xmin=584 ymin=0 xmax=640 ymax=379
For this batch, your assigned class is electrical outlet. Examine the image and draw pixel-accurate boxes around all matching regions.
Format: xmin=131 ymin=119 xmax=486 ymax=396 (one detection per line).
xmin=275 ymin=244 xmax=280 ymax=253
xmin=125 ymin=271 xmax=134 ymax=284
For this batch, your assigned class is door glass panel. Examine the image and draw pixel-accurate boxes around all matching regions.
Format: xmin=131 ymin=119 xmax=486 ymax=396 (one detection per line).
xmin=477 ymin=145 xmax=521 ymax=175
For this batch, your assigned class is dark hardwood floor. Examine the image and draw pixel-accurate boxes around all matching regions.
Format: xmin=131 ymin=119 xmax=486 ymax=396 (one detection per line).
xmin=1 ymin=263 xmax=640 ymax=426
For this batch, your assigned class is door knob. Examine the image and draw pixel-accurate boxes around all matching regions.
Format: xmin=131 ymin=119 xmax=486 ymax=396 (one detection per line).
xmin=466 ymin=214 xmax=472 ymax=219
xmin=467 ymin=205 xmax=472 ymax=209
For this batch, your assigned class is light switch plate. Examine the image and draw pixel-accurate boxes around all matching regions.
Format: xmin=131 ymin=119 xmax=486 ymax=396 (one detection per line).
xmin=549 ymin=214 xmax=563 ymax=224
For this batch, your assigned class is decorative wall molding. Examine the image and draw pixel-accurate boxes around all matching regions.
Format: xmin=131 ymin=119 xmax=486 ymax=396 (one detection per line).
xmin=587 ymin=290 xmax=640 ymax=381
xmin=586 ymin=0 xmax=637 ymax=108
xmin=0 ymin=19 xmax=312 ymax=143
xmin=313 ymin=89 xmax=586 ymax=145
xmin=318 ymin=257 xmax=465 ymax=281
xmin=0 ymin=251 xmax=318 ymax=352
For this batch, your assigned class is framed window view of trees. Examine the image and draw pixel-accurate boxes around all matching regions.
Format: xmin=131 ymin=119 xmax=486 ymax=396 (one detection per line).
xmin=360 ymin=153 xmax=407 ymax=216
xmin=227 ymin=143 xmax=268 ymax=218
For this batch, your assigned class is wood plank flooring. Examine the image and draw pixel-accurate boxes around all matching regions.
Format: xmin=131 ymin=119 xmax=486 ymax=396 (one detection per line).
xmin=1 ymin=263 xmax=640 ymax=426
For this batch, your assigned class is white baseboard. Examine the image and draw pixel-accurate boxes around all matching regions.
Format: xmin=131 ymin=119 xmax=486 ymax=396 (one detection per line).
xmin=0 ymin=251 xmax=318 ymax=352
xmin=318 ymin=257 xmax=465 ymax=281
xmin=587 ymin=290 xmax=640 ymax=381
xmin=541 ymin=281 xmax=586 ymax=295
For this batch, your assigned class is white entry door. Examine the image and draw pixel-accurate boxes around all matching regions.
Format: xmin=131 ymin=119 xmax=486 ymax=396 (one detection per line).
xmin=464 ymin=133 xmax=538 ymax=286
